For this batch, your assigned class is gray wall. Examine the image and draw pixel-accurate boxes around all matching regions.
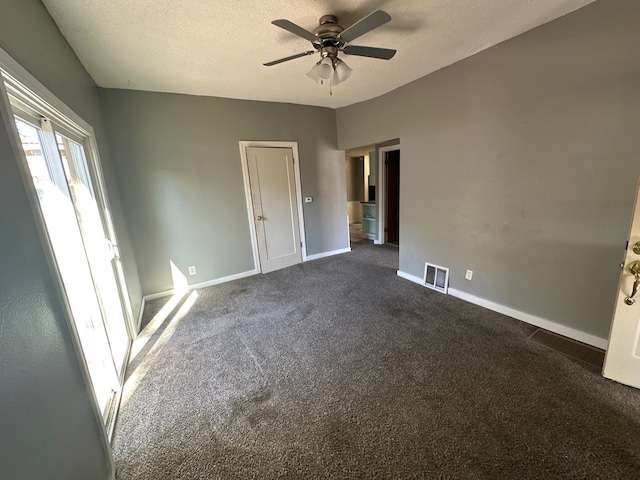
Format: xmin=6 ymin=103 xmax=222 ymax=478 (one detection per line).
xmin=100 ymin=89 xmax=347 ymax=295
xmin=0 ymin=0 xmax=142 ymax=478
xmin=336 ymin=0 xmax=640 ymax=340
xmin=346 ymin=157 xmax=365 ymax=202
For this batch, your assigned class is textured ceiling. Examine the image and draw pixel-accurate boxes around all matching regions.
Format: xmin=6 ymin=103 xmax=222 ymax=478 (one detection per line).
xmin=42 ymin=0 xmax=594 ymax=109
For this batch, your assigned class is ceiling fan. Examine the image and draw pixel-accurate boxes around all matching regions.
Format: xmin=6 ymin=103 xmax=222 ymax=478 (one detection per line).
xmin=264 ymin=10 xmax=396 ymax=88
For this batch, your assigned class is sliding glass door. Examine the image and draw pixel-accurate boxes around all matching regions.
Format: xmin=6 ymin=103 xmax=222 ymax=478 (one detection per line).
xmin=54 ymin=128 xmax=130 ymax=370
xmin=13 ymin=109 xmax=131 ymax=425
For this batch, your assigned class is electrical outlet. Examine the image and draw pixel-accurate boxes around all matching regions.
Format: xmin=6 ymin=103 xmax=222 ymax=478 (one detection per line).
xmin=465 ymin=269 xmax=473 ymax=280
xmin=188 ymin=265 xmax=197 ymax=276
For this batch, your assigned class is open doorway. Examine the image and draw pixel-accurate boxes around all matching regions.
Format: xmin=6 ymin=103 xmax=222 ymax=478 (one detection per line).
xmin=378 ymin=145 xmax=400 ymax=247
xmin=345 ymin=145 xmax=376 ymax=248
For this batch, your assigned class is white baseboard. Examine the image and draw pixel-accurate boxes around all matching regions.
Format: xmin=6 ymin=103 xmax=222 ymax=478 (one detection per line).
xmin=136 ymin=297 xmax=146 ymax=332
xmin=396 ymin=271 xmax=608 ymax=349
xmin=447 ymin=288 xmax=608 ymax=349
xmin=143 ymin=288 xmax=175 ymax=302
xmin=305 ymin=247 xmax=351 ymax=261
xmin=397 ymin=270 xmax=424 ymax=285
xmin=188 ymin=268 xmax=259 ymax=290
xmin=142 ymin=269 xmax=260 ymax=303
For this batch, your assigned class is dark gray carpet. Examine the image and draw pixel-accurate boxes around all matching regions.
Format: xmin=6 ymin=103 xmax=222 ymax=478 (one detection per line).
xmin=113 ymin=245 xmax=640 ymax=479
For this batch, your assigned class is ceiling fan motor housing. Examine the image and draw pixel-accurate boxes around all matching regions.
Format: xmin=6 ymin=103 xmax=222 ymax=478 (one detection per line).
xmin=312 ymin=15 xmax=345 ymax=56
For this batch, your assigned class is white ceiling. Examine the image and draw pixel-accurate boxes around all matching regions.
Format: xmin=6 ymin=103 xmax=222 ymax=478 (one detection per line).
xmin=42 ymin=0 xmax=594 ymax=109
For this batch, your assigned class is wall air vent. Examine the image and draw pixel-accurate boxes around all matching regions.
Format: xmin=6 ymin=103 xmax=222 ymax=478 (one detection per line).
xmin=423 ymin=262 xmax=449 ymax=294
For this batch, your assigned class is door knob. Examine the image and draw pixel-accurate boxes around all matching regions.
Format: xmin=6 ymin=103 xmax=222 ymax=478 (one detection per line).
xmin=256 ymin=215 xmax=263 ymax=221
xmin=624 ymin=261 xmax=640 ymax=305
xmin=633 ymin=241 xmax=640 ymax=255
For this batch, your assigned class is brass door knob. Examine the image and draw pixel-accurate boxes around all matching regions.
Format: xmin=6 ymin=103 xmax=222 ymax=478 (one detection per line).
xmin=625 ymin=261 xmax=640 ymax=305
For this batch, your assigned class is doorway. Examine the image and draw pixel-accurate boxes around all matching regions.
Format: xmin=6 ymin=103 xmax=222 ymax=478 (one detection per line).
xmin=384 ymin=150 xmax=400 ymax=245
xmin=345 ymin=145 xmax=375 ymax=248
xmin=240 ymin=142 xmax=306 ymax=273
xmin=378 ymin=145 xmax=401 ymax=246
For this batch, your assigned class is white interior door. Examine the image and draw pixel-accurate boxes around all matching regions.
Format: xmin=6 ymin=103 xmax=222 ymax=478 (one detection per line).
xmin=603 ymin=178 xmax=640 ymax=389
xmin=246 ymin=147 xmax=302 ymax=273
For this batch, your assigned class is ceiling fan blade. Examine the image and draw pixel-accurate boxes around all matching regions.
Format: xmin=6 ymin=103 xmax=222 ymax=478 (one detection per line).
xmin=263 ymin=51 xmax=316 ymax=66
xmin=343 ymin=45 xmax=396 ymax=60
xmin=339 ymin=10 xmax=391 ymax=43
xmin=271 ymin=19 xmax=317 ymax=43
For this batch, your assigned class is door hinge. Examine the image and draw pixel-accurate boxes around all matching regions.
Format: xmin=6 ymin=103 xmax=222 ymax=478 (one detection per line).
xmin=300 ymin=241 xmax=303 ymax=248
xmin=626 ymin=241 xmax=629 ymax=250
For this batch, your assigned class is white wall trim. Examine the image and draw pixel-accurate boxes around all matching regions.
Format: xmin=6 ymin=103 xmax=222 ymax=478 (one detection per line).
xmin=188 ymin=268 xmax=259 ymax=290
xmin=143 ymin=289 xmax=175 ymax=302
xmin=396 ymin=271 xmax=608 ymax=349
xmin=238 ymin=141 xmax=307 ymax=273
xmin=397 ymin=270 xmax=424 ymax=285
xmin=306 ymin=247 xmax=352 ymax=261
xmin=238 ymin=143 xmax=263 ymax=273
xmin=136 ymin=297 xmax=146 ymax=332
xmin=142 ymin=268 xmax=260 ymax=303
xmin=345 ymin=209 xmax=351 ymax=250
xmin=0 ymin=48 xmax=93 ymax=134
xmin=447 ymin=288 xmax=608 ymax=349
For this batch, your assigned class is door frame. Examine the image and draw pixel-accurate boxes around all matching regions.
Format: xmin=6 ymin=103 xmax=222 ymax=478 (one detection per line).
xmin=0 ymin=46 xmax=119 ymax=472
xmin=239 ymin=141 xmax=307 ymax=272
xmin=377 ymin=144 xmax=400 ymax=245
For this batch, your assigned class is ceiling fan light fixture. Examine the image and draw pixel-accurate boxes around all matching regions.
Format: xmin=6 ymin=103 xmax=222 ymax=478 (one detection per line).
xmin=333 ymin=59 xmax=352 ymax=84
xmin=331 ymin=68 xmax=341 ymax=86
xmin=306 ymin=61 xmax=324 ymax=84
xmin=308 ymin=57 xmax=353 ymax=87
xmin=318 ymin=56 xmax=334 ymax=80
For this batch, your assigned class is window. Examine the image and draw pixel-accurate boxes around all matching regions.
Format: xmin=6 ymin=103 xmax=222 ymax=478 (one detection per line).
xmin=1 ymin=49 xmax=133 ymax=437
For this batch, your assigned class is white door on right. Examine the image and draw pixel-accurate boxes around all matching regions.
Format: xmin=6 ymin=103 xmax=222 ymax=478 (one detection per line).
xmin=603 ymin=178 xmax=640 ymax=389
xmin=246 ymin=147 xmax=303 ymax=274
